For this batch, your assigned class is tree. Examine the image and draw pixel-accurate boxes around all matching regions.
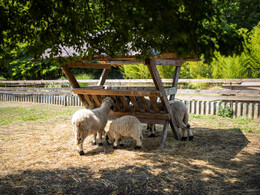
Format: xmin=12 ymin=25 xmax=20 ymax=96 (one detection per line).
xmin=0 ymin=0 xmax=244 ymax=64
xmin=211 ymin=22 xmax=260 ymax=79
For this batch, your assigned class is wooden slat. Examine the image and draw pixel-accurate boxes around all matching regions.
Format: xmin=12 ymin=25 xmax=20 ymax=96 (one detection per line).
xmin=154 ymin=59 xmax=183 ymax=66
xmin=83 ymin=94 xmax=94 ymax=107
xmin=92 ymin=95 xmax=101 ymax=107
xmin=138 ymin=96 xmax=150 ymax=112
xmin=67 ymin=62 xmax=111 ymax=69
xmin=129 ymin=96 xmax=140 ymax=112
xmin=73 ymin=88 xmax=161 ymax=97
xmin=119 ymin=96 xmax=131 ymax=111
xmin=149 ymin=96 xmax=160 ymax=113
xmin=109 ymin=111 xmax=170 ymax=120
xmin=110 ymin=96 xmax=121 ymax=111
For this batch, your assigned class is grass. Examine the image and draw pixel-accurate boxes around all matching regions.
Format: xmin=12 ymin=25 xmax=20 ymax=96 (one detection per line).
xmin=0 ymin=102 xmax=259 ymax=194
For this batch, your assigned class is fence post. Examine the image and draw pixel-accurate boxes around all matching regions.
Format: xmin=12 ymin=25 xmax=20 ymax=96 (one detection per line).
xmin=248 ymin=103 xmax=253 ymax=118
xmin=237 ymin=103 xmax=242 ymax=117
xmin=254 ymin=103 xmax=259 ymax=119
xmin=243 ymin=103 xmax=248 ymax=117
xmin=232 ymin=102 xmax=237 ymax=118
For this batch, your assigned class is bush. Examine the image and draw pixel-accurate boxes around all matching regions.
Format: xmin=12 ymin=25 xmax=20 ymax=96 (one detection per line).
xmin=217 ymin=105 xmax=233 ymax=118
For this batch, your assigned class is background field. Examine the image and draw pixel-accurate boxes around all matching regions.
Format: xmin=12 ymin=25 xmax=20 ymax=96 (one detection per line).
xmin=0 ymin=102 xmax=259 ymax=194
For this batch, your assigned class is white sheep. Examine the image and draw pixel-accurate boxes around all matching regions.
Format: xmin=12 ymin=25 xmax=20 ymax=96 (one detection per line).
xmin=106 ymin=115 xmax=143 ymax=149
xmin=148 ymin=101 xmax=193 ymax=141
xmin=72 ymin=97 xmax=115 ymax=155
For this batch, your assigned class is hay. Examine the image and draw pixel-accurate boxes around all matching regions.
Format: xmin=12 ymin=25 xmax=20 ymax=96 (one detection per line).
xmin=0 ymin=102 xmax=259 ymax=194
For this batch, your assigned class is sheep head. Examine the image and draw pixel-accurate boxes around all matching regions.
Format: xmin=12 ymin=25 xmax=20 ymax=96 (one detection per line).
xmin=102 ymin=97 xmax=115 ymax=110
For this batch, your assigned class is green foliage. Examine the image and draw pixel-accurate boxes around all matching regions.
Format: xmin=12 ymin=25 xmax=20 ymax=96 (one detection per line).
xmin=217 ymin=105 xmax=233 ymax=118
xmin=120 ymin=64 xmax=151 ymax=79
xmin=211 ymin=23 xmax=260 ymax=79
xmin=180 ymin=59 xmax=212 ymax=79
xmin=0 ymin=0 xmax=245 ymax=62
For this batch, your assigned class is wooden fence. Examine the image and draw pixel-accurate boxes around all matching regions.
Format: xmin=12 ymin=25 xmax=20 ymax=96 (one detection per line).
xmin=0 ymin=79 xmax=259 ymax=119
xmin=0 ymin=93 xmax=259 ymax=119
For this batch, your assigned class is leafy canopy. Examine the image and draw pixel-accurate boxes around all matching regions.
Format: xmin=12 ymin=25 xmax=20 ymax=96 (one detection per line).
xmin=1 ymin=0 xmax=244 ymax=62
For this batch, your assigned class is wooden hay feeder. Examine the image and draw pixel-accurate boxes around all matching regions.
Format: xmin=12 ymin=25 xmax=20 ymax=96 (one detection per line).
xmin=61 ymin=53 xmax=197 ymax=148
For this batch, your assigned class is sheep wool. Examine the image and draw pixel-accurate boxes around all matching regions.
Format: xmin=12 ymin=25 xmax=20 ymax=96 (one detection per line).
xmin=72 ymin=97 xmax=114 ymax=155
xmin=106 ymin=115 xmax=143 ymax=149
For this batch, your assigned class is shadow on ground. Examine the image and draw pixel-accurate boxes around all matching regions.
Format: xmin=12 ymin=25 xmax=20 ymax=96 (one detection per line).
xmin=1 ymin=127 xmax=259 ymax=194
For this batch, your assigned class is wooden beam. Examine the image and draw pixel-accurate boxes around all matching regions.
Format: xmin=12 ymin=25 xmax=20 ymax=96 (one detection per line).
xmin=98 ymin=69 xmax=110 ymax=86
xmin=73 ymin=88 xmax=161 ymax=97
xmin=149 ymin=96 xmax=160 ymax=113
xmin=160 ymin=121 xmax=169 ymax=149
xmin=154 ymin=59 xmax=183 ymax=66
xmin=67 ymin=62 xmax=111 ymax=69
xmin=146 ymin=59 xmax=181 ymax=141
xmin=129 ymin=96 xmax=141 ymax=112
xmin=170 ymin=66 xmax=181 ymax=100
xmin=105 ymin=60 xmax=143 ymax=65
xmin=109 ymin=111 xmax=170 ymax=120
xmin=61 ymin=65 xmax=88 ymax=107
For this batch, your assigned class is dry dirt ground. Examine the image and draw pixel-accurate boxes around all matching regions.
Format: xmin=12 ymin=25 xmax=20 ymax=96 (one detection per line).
xmin=0 ymin=102 xmax=259 ymax=194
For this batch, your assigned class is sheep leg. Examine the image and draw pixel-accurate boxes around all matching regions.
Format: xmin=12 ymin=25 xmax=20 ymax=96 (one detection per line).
xmin=134 ymin=134 xmax=142 ymax=149
xmin=113 ymin=135 xmax=120 ymax=149
xmin=91 ymin=133 xmax=97 ymax=145
xmin=187 ymin=124 xmax=193 ymax=140
xmin=147 ymin=124 xmax=156 ymax=137
xmin=74 ymin=128 xmax=86 ymax=155
xmin=97 ymin=132 xmax=103 ymax=146
xmin=178 ymin=122 xmax=188 ymax=141
xmin=119 ymin=137 xmax=124 ymax=146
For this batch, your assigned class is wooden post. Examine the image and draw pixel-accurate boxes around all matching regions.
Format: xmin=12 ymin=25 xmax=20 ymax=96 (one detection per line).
xmin=98 ymin=69 xmax=110 ymax=86
xmin=146 ymin=58 xmax=181 ymax=141
xmin=160 ymin=120 xmax=169 ymax=149
xmin=170 ymin=66 xmax=181 ymax=100
xmin=61 ymin=65 xmax=88 ymax=107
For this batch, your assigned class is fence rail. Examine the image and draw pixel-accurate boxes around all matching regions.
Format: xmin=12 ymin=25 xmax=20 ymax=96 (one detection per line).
xmin=0 ymin=79 xmax=259 ymax=119
xmin=1 ymin=78 xmax=260 ymax=85
xmin=0 ymin=93 xmax=259 ymax=119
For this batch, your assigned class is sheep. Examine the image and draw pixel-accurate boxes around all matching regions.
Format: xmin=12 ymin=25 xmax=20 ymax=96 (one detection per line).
xmin=72 ymin=97 xmax=115 ymax=155
xmin=106 ymin=115 xmax=143 ymax=149
xmin=147 ymin=101 xmax=193 ymax=141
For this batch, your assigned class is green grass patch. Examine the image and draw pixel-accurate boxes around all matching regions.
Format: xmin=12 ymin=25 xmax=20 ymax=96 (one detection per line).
xmin=190 ymin=114 xmax=216 ymax=119
xmin=0 ymin=103 xmax=79 ymax=126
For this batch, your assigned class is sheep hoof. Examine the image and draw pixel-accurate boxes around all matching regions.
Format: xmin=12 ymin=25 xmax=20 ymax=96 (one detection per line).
xmin=79 ymin=151 xmax=84 ymax=156
xmin=91 ymin=141 xmax=97 ymax=146
xmin=119 ymin=144 xmax=124 ymax=147
xmin=149 ymin=134 xmax=156 ymax=138
xmin=113 ymin=146 xmax=118 ymax=149
xmin=98 ymin=143 xmax=103 ymax=146
xmin=135 ymin=146 xmax=142 ymax=150
xmin=189 ymin=136 xmax=194 ymax=141
xmin=181 ymin=137 xmax=187 ymax=141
